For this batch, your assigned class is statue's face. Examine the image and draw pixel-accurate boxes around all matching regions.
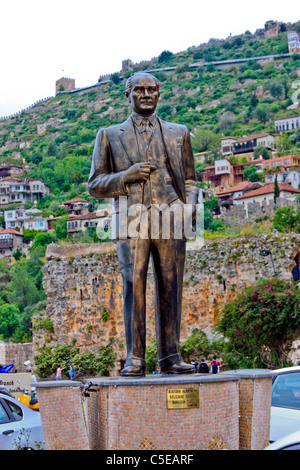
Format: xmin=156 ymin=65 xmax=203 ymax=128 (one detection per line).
xmin=128 ymin=75 xmax=160 ymax=115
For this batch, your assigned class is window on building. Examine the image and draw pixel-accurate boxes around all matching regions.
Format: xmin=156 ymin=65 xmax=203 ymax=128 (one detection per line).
xmin=284 ymin=158 xmax=290 ymax=165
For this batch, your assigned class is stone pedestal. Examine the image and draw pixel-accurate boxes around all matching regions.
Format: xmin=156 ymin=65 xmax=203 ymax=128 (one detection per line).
xmin=222 ymin=370 xmax=274 ymax=450
xmin=36 ymin=380 xmax=89 ymax=450
xmin=36 ymin=370 xmax=274 ymax=451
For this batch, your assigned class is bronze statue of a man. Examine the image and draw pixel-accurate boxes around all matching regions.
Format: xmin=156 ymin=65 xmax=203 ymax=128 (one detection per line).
xmin=88 ymin=72 xmax=198 ymax=376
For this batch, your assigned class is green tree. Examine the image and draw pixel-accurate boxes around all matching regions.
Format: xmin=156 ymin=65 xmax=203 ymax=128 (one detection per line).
xmin=273 ymin=206 xmax=300 ymax=233
xmin=255 ymin=104 xmax=270 ymax=123
xmin=110 ymin=72 xmax=120 ymax=84
xmin=32 ymin=232 xmax=56 ymax=252
xmin=274 ymin=174 xmax=280 ymax=203
xmin=0 ymin=303 xmax=20 ymax=340
xmin=250 ymin=93 xmax=258 ymax=108
xmin=7 ymin=261 xmax=43 ymax=312
xmin=52 ymin=215 xmax=69 ymax=240
xmin=269 ymin=80 xmax=284 ymax=99
xmin=47 ymin=141 xmax=57 ymax=156
xmin=243 ymin=164 xmax=262 ymax=182
xmin=254 ymin=146 xmax=270 ymax=159
xmin=158 ymin=50 xmax=174 ymax=63
xmin=192 ymin=129 xmax=221 ymax=154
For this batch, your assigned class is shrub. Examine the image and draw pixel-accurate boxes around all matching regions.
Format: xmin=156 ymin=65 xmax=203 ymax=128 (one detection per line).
xmin=273 ymin=206 xmax=300 ymax=233
xmin=217 ymin=279 xmax=300 ymax=368
xmin=34 ymin=344 xmax=116 ymax=378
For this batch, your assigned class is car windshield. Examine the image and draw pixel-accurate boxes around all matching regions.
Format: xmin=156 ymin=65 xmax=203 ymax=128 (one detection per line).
xmin=272 ymin=372 xmax=300 ymax=410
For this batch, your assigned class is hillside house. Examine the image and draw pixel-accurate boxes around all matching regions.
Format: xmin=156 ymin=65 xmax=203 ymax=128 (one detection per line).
xmin=275 ymin=114 xmax=300 ymax=133
xmin=235 ymin=183 xmax=300 ymax=217
xmin=263 ymin=155 xmax=300 ymax=189
xmin=265 ymin=168 xmax=300 ymax=190
xmin=66 ymin=210 xmax=112 ymax=235
xmin=288 ymin=31 xmax=300 ymax=54
xmin=0 ymin=177 xmax=49 ymax=207
xmin=4 ymin=206 xmax=48 ymax=232
xmin=0 ymin=164 xmax=23 ymax=178
xmin=262 ymin=154 xmax=300 ymax=170
xmin=60 ymin=197 xmax=89 ymax=216
xmin=216 ymin=181 xmax=264 ymax=207
xmin=201 ymin=157 xmax=265 ymax=192
xmin=0 ymin=229 xmax=24 ymax=258
xmin=232 ymin=133 xmax=275 ymax=160
xmin=221 ymin=137 xmax=238 ymax=157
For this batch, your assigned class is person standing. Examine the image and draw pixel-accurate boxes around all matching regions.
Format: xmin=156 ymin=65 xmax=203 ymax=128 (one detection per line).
xmin=56 ymin=365 xmax=62 ymax=381
xmin=198 ymin=359 xmax=209 ymax=373
xmin=210 ymin=356 xmax=221 ymax=374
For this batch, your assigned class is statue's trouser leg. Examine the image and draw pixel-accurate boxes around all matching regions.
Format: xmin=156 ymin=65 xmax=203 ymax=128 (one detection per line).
xmin=116 ymin=235 xmax=186 ymax=370
xmin=152 ymin=237 xmax=186 ymax=370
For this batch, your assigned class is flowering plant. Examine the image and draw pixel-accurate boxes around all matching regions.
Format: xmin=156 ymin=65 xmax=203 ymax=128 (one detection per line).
xmin=217 ymin=279 xmax=300 ymax=368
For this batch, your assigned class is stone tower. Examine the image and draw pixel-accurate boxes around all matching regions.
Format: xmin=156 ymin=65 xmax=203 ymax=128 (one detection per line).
xmin=55 ymin=77 xmax=76 ymax=95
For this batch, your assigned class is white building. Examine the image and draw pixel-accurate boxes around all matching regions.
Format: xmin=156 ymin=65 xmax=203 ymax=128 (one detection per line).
xmin=275 ymin=114 xmax=300 ymax=133
xmin=221 ymin=137 xmax=238 ymax=157
xmin=66 ymin=210 xmax=112 ymax=235
xmin=235 ymin=183 xmax=300 ymax=217
xmin=288 ymin=31 xmax=300 ymax=54
xmin=265 ymin=168 xmax=300 ymax=190
xmin=0 ymin=177 xmax=50 ymax=207
xmin=4 ymin=207 xmax=47 ymax=232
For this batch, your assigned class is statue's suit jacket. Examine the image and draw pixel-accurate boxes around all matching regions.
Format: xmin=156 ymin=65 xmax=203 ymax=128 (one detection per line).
xmin=88 ymin=115 xmax=198 ymax=215
xmin=88 ymin=115 xmax=198 ymax=369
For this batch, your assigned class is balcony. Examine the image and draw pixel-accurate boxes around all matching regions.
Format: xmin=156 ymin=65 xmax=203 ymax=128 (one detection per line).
xmin=0 ymin=239 xmax=13 ymax=248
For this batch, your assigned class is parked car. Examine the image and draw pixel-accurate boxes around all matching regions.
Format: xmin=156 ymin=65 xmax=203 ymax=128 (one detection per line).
xmin=265 ymin=430 xmax=300 ymax=450
xmin=0 ymin=387 xmax=13 ymax=398
xmin=270 ymin=366 xmax=300 ymax=443
xmin=0 ymin=393 xmax=44 ymax=450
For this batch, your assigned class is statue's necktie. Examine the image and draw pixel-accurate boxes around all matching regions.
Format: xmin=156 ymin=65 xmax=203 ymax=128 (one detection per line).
xmin=140 ymin=119 xmax=152 ymax=145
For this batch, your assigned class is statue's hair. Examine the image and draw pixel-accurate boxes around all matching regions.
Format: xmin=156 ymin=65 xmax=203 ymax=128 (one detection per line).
xmin=125 ymin=72 xmax=160 ymax=97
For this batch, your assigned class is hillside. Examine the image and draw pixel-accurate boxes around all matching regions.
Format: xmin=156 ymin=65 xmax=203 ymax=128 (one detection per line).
xmin=0 ymin=22 xmax=299 ymax=207
xmin=0 ymin=21 xmax=300 ymax=350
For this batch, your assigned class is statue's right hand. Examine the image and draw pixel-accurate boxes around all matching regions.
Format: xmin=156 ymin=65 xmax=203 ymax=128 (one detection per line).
xmin=123 ymin=162 xmax=156 ymax=184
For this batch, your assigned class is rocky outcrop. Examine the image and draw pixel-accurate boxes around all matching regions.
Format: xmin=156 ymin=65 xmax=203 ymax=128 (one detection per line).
xmin=35 ymin=233 xmax=300 ymax=370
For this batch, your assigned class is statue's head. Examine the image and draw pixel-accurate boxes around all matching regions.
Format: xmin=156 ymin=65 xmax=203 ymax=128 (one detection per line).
xmin=125 ymin=72 xmax=160 ymax=116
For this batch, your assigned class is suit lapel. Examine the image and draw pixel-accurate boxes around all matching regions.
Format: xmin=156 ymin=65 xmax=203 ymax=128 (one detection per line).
xmin=158 ymin=117 xmax=185 ymax=201
xmin=119 ymin=117 xmax=140 ymax=165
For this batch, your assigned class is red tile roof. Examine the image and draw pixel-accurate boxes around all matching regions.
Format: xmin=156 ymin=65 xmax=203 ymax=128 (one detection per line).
xmin=216 ymin=182 xmax=262 ymax=197
xmin=68 ymin=211 xmax=109 ymax=220
xmin=0 ymin=229 xmax=24 ymax=236
xmin=62 ymin=198 xmax=86 ymax=204
xmin=235 ymin=183 xmax=300 ymax=200
xmin=274 ymin=114 xmax=300 ymax=121
xmin=1 ymin=177 xmax=23 ymax=182
xmin=234 ymin=133 xmax=273 ymax=144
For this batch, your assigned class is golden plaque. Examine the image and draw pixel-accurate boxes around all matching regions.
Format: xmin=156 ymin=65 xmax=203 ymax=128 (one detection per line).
xmin=167 ymin=388 xmax=199 ymax=409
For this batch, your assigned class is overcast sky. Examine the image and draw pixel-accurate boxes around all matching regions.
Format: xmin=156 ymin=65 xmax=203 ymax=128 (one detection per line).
xmin=0 ymin=0 xmax=299 ymax=117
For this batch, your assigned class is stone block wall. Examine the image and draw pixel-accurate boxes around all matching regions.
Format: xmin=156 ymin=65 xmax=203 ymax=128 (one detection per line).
xmin=220 ymin=197 xmax=298 ymax=226
xmin=35 ymin=233 xmax=299 ymax=373
xmin=0 ymin=341 xmax=33 ymax=372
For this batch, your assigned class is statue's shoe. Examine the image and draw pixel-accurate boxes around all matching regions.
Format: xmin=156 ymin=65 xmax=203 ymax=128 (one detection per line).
xmin=161 ymin=362 xmax=195 ymax=375
xmin=121 ymin=365 xmax=145 ymax=377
